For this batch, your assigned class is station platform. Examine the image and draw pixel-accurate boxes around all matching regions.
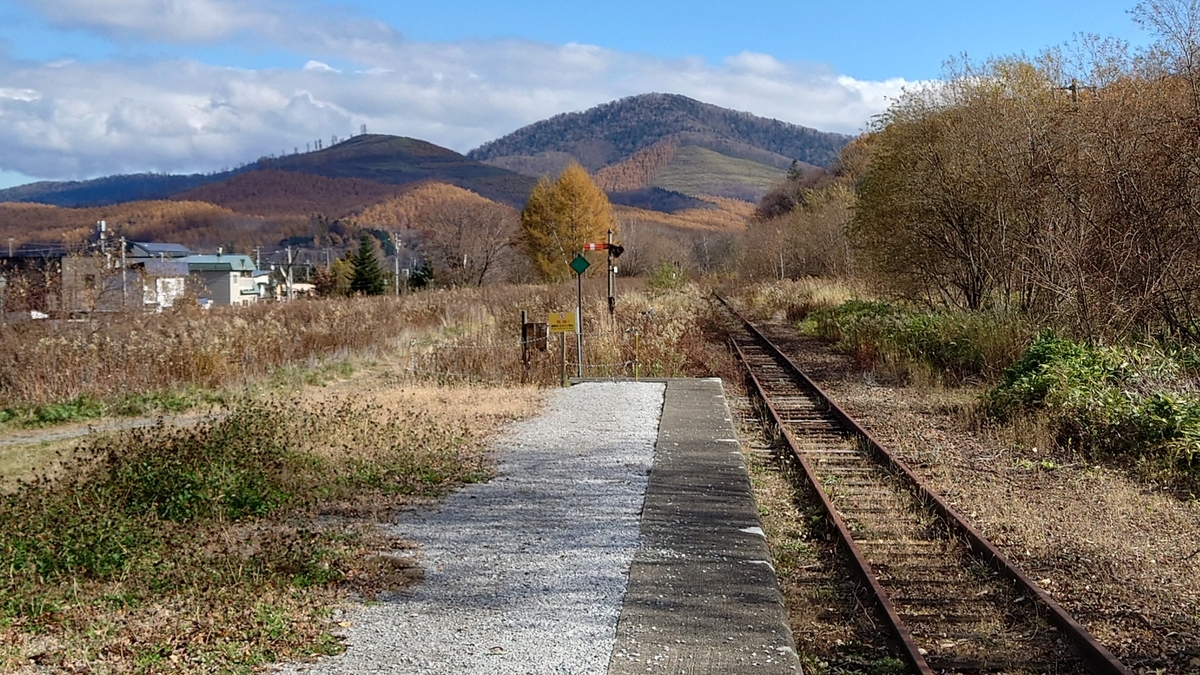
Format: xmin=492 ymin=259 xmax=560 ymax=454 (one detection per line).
xmin=607 ymin=378 xmax=799 ymax=674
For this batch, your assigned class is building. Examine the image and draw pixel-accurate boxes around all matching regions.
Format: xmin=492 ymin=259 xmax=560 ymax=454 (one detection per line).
xmin=3 ymin=236 xmax=273 ymax=318
xmin=57 ymin=241 xmax=190 ymax=314
xmin=0 ymin=243 xmax=70 ymax=318
xmin=128 ymin=242 xmax=191 ymax=260
xmin=184 ymin=253 xmax=262 ymax=306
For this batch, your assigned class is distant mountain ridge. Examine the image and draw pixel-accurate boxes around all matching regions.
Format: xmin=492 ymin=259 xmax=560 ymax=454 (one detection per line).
xmin=467 ymin=93 xmax=851 ymax=173
xmin=0 ymin=94 xmax=853 ymax=213
xmin=0 ymin=135 xmax=536 ymax=209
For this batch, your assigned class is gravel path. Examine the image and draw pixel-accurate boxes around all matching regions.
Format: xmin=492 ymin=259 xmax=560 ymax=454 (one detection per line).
xmin=282 ymin=381 xmax=665 ymax=675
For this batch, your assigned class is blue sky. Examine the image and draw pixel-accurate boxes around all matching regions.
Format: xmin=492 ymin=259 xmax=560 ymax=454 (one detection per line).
xmin=0 ymin=0 xmax=1155 ymax=189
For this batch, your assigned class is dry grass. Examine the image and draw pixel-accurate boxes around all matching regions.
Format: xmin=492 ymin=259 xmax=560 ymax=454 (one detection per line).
xmin=733 ymin=278 xmax=862 ymax=323
xmin=0 ymin=281 xmax=717 ymax=674
xmin=0 ymin=375 xmax=543 ymax=674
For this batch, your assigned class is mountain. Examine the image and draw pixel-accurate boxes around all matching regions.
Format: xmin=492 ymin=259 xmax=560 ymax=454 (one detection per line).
xmin=0 ymin=94 xmax=853 ymax=219
xmin=174 ymin=170 xmax=409 ymax=218
xmin=0 ymin=173 xmax=225 ymax=208
xmin=253 ymin=135 xmax=536 ymax=206
xmin=0 ymin=135 xmax=536 ymax=210
xmin=467 ymin=93 xmax=852 ymax=200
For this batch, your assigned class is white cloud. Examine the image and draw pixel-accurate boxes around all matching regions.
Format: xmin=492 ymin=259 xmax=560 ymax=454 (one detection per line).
xmin=0 ymin=88 xmax=40 ymax=101
xmin=17 ymin=0 xmax=265 ymax=43
xmin=303 ymin=60 xmax=340 ymax=73
xmin=0 ymin=39 xmax=912 ymax=182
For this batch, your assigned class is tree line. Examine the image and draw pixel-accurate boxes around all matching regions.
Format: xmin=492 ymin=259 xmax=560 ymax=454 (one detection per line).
xmin=805 ymin=0 xmax=1200 ymax=343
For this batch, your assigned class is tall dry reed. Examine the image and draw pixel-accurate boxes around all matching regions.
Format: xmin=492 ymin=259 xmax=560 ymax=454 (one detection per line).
xmin=0 ymin=283 xmax=718 ymax=409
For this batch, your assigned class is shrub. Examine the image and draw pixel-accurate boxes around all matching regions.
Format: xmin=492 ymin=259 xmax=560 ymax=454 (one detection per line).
xmin=986 ymin=333 xmax=1200 ymax=473
xmin=807 ymin=300 xmax=1028 ymax=381
xmin=647 ymin=260 xmax=688 ymax=292
xmin=0 ymin=395 xmax=492 ymax=669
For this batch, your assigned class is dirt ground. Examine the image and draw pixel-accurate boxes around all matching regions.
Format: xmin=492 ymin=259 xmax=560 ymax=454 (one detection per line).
xmin=758 ymin=328 xmax=1200 ymax=673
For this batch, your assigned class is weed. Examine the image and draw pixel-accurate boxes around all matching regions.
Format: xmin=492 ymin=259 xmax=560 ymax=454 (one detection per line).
xmin=805 ymin=299 xmax=1028 ymax=382
xmin=986 ymin=332 xmax=1200 ymax=478
xmin=0 ymin=391 xmax=506 ymax=671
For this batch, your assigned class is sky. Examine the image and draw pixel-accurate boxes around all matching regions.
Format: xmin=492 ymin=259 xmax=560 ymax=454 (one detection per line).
xmin=0 ymin=0 xmax=1154 ymax=190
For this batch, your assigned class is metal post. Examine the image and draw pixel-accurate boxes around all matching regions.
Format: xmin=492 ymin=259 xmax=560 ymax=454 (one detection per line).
xmin=560 ymin=333 xmax=567 ymax=387
xmin=607 ymin=229 xmax=615 ymax=317
xmin=576 ymin=270 xmax=583 ymax=379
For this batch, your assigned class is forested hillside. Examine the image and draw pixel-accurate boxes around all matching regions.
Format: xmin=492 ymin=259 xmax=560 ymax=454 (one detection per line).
xmin=0 ymin=200 xmax=324 ymax=251
xmin=0 ymin=135 xmax=537 ymax=210
xmin=468 ymin=93 xmax=850 ymax=172
xmin=0 ymin=173 xmax=225 ymax=208
xmin=257 ymin=135 xmax=536 ymax=206
xmin=175 ymin=170 xmax=408 ymax=218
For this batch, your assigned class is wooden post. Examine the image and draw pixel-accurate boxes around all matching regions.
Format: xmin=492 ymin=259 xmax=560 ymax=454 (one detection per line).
xmin=560 ymin=332 xmax=567 ymax=387
xmin=521 ymin=310 xmax=529 ymax=384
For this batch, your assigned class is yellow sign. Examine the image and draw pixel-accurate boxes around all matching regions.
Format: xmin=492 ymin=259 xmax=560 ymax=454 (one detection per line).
xmin=548 ymin=310 xmax=578 ymax=334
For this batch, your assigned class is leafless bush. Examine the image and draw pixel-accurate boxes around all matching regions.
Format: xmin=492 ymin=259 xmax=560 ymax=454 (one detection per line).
xmin=849 ymin=3 xmax=1200 ymax=342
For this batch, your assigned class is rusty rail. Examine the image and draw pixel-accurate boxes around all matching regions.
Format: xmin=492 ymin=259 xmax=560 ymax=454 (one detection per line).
xmin=718 ymin=295 xmax=1132 ymax=675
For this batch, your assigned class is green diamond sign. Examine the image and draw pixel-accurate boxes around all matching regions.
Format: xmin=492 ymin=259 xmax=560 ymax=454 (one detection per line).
xmin=569 ymin=254 xmax=590 ymax=275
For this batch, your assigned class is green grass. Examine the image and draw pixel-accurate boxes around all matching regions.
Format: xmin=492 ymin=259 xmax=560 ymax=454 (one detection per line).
xmin=0 ymin=389 xmax=227 ymax=430
xmin=986 ymin=332 xmax=1200 ymax=475
xmin=653 ymin=146 xmax=784 ymax=197
xmin=803 ymin=299 xmax=1029 ymax=382
xmin=0 ymin=395 xmax=489 ymax=672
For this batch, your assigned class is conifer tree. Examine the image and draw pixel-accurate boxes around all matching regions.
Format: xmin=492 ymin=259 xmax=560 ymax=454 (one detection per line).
xmin=519 ymin=162 xmax=616 ymax=282
xmin=350 ymin=234 xmax=386 ymax=296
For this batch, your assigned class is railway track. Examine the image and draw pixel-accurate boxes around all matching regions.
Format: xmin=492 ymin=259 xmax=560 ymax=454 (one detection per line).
xmin=715 ymin=296 xmax=1131 ymax=675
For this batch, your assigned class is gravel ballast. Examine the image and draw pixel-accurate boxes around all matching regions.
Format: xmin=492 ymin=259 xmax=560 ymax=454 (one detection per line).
xmin=283 ymin=381 xmax=665 ymax=675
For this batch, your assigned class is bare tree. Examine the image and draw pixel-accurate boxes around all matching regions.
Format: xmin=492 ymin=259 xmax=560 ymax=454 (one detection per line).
xmin=415 ymin=197 xmax=518 ymax=287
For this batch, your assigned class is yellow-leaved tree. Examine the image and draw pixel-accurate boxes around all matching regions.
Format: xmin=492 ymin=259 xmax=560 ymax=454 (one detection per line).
xmin=519 ymin=162 xmax=616 ymax=282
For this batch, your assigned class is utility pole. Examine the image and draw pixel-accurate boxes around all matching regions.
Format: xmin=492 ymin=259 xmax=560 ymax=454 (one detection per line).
xmin=120 ymin=236 xmax=127 ymax=309
xmin=6 ymin=237 xmax=11 ymax=257
xmin=254 ymin=246 xmax=261 ymax=269
xmin=392 ymin=232 xmax=401 ymax=296
xmin=286 ymin=246 xmax=294 ymax=301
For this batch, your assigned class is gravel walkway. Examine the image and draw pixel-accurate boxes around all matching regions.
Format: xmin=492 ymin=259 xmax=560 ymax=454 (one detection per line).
xmin=282 ymin=381 xmax=665 ymax=675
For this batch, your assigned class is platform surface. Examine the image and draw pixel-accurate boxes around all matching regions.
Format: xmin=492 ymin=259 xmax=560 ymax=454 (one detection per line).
xmin=608 ymin=378 xmax=799 ymax=674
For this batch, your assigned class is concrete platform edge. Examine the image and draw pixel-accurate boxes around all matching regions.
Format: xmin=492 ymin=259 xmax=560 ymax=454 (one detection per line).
xmin=607 ymin=378 xmax=800 ymax=674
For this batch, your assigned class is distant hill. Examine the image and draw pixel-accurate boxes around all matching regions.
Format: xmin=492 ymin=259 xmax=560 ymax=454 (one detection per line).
xmin=0 ymin=173 xmax=225 ymax=208
xmin=174 ymin=170 xmax=408 ymax=218
xmin=467 ymin=93 xmax=849 ymax=201
xmin=0 ymin=94 xmax=845 ymax=233
xmin=255 ymin=135 xmax=536 ymax=206
xmin=0 ymin=135 xmax=537 ymax=210
xmin=470 ymin=93 xmax=848 ymax=166
xmin=0 ymin=200 xmax=322 ymax=252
